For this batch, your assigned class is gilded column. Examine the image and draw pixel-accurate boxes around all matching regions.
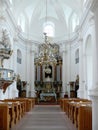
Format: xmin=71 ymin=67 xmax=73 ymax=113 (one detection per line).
xmin=54 ymin=65 xmax=56 ymax=81
xmin=40 ymin=65 xmax=42 ymax=81
xmin=35 ymin=65 xmax=37 ymax=81
xmin=59 ymin=61 xmax=62 ymax=81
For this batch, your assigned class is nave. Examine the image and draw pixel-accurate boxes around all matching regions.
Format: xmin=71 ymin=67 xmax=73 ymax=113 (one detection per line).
xmin=11 ymin=105 xmax=77 ymax=130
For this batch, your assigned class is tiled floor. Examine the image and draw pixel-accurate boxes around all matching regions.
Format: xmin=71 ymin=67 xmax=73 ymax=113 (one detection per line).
xmin=11 ymin=105 xmax=77 ymax=130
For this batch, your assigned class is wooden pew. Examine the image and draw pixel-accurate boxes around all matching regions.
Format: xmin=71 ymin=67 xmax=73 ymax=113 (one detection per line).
xmin=60 ymin=98 xmax=92 ymax=130
xmin=78 ymin=104 xmax=92 ymax=130
xmin=28 ymin=97 xmax=35 ymax=108
xmin=15 ymin=98 xmax=32 ymax=112
xmin=0 ymin=103 xmax=10 ymax=130
xmin=0 ymin=98 xmax=35 ymax=130
xmin=4 ymin=99 xmax=26 ymax=120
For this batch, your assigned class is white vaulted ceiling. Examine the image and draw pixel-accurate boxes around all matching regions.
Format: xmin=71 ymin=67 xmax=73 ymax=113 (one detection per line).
xmin=10 ymin=0 xmax=83 ymax=42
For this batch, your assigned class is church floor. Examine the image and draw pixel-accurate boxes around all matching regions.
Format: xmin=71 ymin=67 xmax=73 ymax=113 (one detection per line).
xmin=11 ymin=105 xmax=77 ymax=130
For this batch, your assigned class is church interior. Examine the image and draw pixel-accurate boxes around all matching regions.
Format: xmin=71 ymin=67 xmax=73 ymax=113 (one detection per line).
xmin=0 ymin=0 xmax=98 ymax=130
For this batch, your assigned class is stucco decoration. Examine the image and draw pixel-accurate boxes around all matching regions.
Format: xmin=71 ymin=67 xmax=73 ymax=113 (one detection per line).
xmin=0 ymin=28 xmax=13 ymax=67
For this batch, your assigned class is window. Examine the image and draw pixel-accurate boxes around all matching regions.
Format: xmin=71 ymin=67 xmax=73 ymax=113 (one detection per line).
xmin=17 ymin=49 xmax=22 ymax=64
xmin=75 ymin=49 xmax=79 ymax=64
xmin=43 ymin=22 xmax=55 ymax=37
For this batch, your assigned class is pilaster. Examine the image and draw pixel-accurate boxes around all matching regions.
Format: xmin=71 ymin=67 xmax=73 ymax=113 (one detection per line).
xmin=89 ymin=1 xmax=98 ymax=130
xmin=61 ymin=44 xmax=67 ymax=97
xmin=29 ymin=45 xmax=36 ymax=97
xmin=90 ymin=95 xmax=98 ymax=130
xmin=77 ymin=38 xmax=85 ymax=98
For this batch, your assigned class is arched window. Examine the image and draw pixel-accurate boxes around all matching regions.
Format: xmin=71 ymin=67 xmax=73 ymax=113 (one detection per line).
xmin=17 ymin=49 xmax=22 ymax=64
xmin=75 ymin=49 xmax=79 ymax=64
xmin=43 ymin=22 xmax=55 ymax=37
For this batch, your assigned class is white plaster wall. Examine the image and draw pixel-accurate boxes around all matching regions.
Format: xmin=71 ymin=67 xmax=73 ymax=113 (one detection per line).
xmin=70 ymin=42 xmax=79 ymax=82
xmin=15 ymin=41 xmax=27 ymax=80
xmin=82 ymin=13 xmax=95 ymax=98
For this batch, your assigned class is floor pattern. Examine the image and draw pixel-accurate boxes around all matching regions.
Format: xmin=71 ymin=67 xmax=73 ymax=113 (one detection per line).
xmin=11 ymin=105 xmax=77 ymax=130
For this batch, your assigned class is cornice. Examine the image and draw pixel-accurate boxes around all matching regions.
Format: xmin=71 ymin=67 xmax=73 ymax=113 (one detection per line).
xmin=18 ymin=33 xmax=41 ymax=46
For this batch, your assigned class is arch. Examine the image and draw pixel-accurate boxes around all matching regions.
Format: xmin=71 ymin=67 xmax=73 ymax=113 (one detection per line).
xmin=43 ymin=22 xmax=55 ymax=37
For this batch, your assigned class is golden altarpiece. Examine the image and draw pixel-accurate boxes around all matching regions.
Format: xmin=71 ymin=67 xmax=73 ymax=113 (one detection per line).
xmin=34 ymin=43 xmax=62 ymax=102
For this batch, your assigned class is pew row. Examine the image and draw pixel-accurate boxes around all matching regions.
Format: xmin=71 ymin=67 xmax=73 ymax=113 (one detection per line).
xmin=0 ymin=98 xmax=35 ymax=130
xmin=78 ymin=104 xmax=92 ymax=130
xmin=60 ymin=98 xmax=92 ymax=130
xmin=0 ymin=103 xmax=15 ymax=130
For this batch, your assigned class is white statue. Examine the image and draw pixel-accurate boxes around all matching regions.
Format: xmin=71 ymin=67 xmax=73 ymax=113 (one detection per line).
xmin=0 ymin=29 xmax=12 ymax=67
xmin=1 ymin=29 xmax=11 ymax=49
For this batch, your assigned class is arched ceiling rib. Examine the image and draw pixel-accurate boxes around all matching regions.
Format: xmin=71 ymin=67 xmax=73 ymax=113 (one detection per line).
xmin=10 ymin=0 xmax=82 ymax=41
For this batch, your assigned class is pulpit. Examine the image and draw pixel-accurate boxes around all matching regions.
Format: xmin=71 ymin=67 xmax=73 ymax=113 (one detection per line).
xmin=0 ymin=68 xmax=15 ymax=93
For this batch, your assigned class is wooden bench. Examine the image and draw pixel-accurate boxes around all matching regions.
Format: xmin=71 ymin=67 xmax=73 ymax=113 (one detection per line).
xmin=60 ymin=98 xmax=92 ymax=130
xmin=0 ymin=103 xmax=13 ymax=130
xmin=78 ymin=104 xmax=92 ymax=130
xmin=4 ymin=99 xmax=26 ymax=119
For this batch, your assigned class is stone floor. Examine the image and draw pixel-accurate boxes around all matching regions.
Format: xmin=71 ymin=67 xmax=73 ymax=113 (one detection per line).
xmin=11 ymin=105 xmax=77 ymax=130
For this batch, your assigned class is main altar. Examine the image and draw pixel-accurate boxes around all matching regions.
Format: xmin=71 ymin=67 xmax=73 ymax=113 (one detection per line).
xmin=34 ymin=37 xmax=62 ymax=103
xmin=35 ymin=58 xmax=62 ymax=102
